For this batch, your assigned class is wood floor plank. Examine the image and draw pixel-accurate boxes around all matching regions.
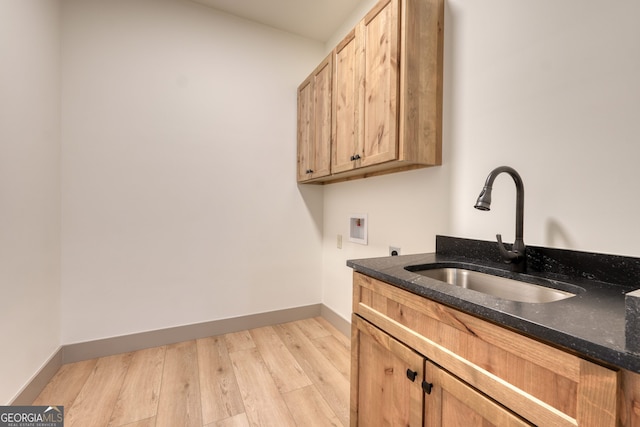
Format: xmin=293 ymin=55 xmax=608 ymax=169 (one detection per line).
xmin=224 ymin=331 xmax=255 ymax=353
xmin=295 ymin=317 xmax=332 ymax=340
xmin=109 ymin=346 xmax=166 ymax=426
xmin=249 ymin=326 xmax=312 ymax=394
xmin=197 ymin=336 xmax=245 ymax=424
xmin=206 ymin=412 xmax=250 ymax=427
xmin=275 ymin=322 xmax=350 ymax=426
xmin=229 ymin=348 xmax=296 ymax=426
xmin=32 ymin=358 xmax=97 ymax=408
xmin=283 ymin=385 xmax=343 ymax=427
xmin=119 ymin=416 xmax=156 ymax=427
xmin=314 ymin=317 xmax=350 ymax=348
xmin=66 ymin=352 xmax=133 ymax=427
xmin=312 ymin=334 xmax=351 ymax=382
xmin=32 ymin=317 xmax=351 ymax=427
xmin=156 ymin=341 xmax=202 ymax=427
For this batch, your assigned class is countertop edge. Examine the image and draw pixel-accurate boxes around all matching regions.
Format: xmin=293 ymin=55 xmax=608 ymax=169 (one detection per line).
xmin=348 ymin=255 xmax=640 ymax=374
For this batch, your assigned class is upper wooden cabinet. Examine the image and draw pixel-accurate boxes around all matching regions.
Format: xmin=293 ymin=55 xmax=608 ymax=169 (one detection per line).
xmin=332 ymin=29 xmax=359 ymax=175
xmin=334 ymin=0 xmax=401 ymax=175
xmin=298 ymin=0 xmax=444 ymax=184
xmin=297 ymin=54 xmax=332 ymax=182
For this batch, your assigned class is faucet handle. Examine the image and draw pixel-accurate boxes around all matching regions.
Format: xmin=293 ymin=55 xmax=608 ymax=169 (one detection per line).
xmin=496 ymin=234 xmax=521 ymax=262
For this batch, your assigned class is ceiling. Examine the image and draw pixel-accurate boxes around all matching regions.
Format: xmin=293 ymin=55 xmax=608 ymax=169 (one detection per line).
xmin=190 ymin=0 xmax=366 ymax=42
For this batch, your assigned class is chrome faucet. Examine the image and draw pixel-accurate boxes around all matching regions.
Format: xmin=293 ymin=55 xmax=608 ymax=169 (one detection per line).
xmin=474 ymin=166 xmax=526 ymax=272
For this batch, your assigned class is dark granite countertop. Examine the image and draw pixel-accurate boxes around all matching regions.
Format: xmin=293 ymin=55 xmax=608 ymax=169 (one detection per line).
xmin=347 ymin=236 xmax=640 ymax=373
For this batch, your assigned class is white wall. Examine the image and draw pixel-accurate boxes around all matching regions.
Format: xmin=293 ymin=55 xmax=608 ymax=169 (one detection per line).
xmin=320 ymin=0 xmax=640 ymax=322
xmin=60 ymin=0 xmax=326 ymax=344
xmin=322 ymin=169 xmax=452 ymax=319
xmin=445 ymin=0 xmax=640 ymax=254
xmin=0 ymin=1 xmax=61 ymax=404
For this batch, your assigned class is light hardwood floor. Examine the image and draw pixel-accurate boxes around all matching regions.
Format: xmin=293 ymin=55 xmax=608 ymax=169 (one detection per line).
xmin=33 ymin=317 xmax=350 ymax=427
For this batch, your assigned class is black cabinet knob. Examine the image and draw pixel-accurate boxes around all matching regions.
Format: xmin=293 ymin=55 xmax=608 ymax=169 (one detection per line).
xmin=406 ymin=369 xmax=418 ymax=382
xmin=422 ymin=380 xmax=433 ymax=394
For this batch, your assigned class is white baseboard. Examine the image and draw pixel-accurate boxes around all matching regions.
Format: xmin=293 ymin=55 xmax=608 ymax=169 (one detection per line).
xmin=10 ymin=347 xmax=63 ymax=405
xmin=320 ymin=304 xmax=351 ymax=337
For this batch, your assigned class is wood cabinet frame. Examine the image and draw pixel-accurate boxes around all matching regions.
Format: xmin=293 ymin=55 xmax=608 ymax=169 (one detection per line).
xmin=297 ymin=54 xmax=332 ymax=182
xmin=351 ymin=272 xmax=620 ymax=426
xmin=298 ymin=0 xmax=444 ymax=184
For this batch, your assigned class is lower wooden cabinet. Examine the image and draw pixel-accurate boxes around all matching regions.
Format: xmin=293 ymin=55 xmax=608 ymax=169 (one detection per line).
xmin=350 ymin=272 xmax=620 ymax=426
xmin=424 ymin=359 xmax=532 ymax=426
xmin=352 ymin=315 xmax=423 ymax=426
xmin=352 ymin=315 xmax=532 ymax=426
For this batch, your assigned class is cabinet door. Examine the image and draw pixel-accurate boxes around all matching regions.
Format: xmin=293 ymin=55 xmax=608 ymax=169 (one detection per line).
xmin=360 ymin=0 xmax=400 ymax=168
xmin=297 ymin=55 xmax=332 ymax=182
xmin=297 ymin=77 xmax=314 ymax=181
xmin=424 ymin=361 xmax=534 ymax=427
xmin=351 ymin=315 xmax=423 ymax=427
xmin=310 ymin=56 xmax=332 ymax=179
xmin=332 ymin=30 xmax=359 ymax=174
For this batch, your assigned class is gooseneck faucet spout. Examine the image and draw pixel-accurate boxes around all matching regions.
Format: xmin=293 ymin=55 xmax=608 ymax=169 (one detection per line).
xmin=474 ymin=166 xmax=526 ymax=272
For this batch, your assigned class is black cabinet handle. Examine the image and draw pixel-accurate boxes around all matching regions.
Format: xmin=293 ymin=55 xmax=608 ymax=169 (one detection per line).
xmin=422 ymin=380 xmax=433 ymax=394
xmin=354 ymin=154 xmax=361 ymax=160
xmin=406 ymin=369 xmax=418 ymax=382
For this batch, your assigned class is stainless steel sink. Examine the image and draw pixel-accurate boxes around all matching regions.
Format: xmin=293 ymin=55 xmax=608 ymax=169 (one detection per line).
xmin=410 ymin=267 xmax=577 ymax=303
